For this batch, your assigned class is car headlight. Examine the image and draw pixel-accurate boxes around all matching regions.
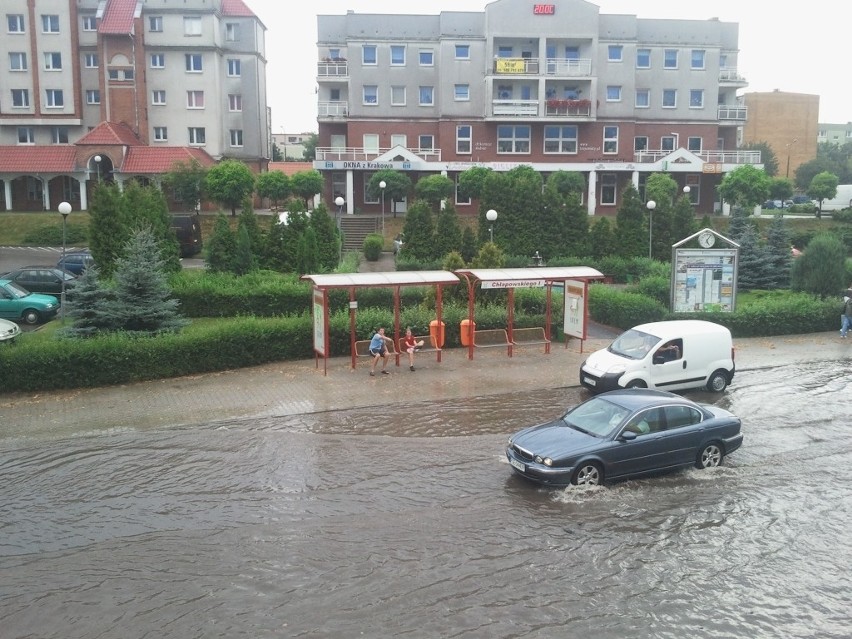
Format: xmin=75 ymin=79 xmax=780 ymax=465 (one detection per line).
xmin=533 ymin=455 xmax=553 ymax=466
xmin=607 ymin=364 xmax=626 ymax=374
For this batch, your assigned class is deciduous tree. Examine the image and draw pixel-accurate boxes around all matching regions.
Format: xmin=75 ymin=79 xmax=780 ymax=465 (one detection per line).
xmin=204 ymin=159 xmax=256 ymax=216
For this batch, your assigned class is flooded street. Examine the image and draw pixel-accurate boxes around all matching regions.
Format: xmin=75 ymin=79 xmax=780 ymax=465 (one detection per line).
xmin=1 ymin=361 xmax=850 ymax=638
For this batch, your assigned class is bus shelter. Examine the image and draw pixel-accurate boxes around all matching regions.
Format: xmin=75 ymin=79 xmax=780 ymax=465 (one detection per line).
xmin=455 ymin=267 xmax=604 ymax=360
xmin=301 ymin=271 xmax=460 ymax=375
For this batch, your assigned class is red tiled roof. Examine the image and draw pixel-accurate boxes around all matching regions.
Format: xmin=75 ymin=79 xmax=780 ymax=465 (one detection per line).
xmin=99 ymin=0 xmax=138 ymax=35
xmin=76 ymin=121 xmax=143 ymax=147
xmin=268 ymin=162 xmax=314 ymax=176
xmin=121 ymin=147 xmax=216 ymax=174
xmin=0 ymin=146 xmax=79 ymax=172
xmin=221 ymin=0 xmax=256 ymax=18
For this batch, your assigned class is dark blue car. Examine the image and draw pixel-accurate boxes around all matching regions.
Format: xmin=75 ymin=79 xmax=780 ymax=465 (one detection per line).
xmin=506 ymin=389 xmax=742 ymax=486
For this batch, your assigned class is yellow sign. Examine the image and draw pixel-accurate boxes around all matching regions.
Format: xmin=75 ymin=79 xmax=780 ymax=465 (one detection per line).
xmin=496 ymin=59 xmax=525 ymax=74
xmin=702 ymin=163 xmax=723 ymax=173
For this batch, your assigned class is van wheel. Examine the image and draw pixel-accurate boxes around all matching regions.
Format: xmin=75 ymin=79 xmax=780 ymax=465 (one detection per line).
xmin=706 ymin=370 xmax=729 ymax=392
xmin=625 ymin=379 xmax=646 ymax=389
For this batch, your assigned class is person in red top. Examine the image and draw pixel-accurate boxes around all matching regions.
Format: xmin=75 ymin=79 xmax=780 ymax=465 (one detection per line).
xmin=403 ymin=327 xmax=423 ymax=372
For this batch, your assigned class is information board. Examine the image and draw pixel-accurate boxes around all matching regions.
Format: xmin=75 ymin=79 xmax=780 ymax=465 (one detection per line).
xmin=671 ymin=249 xmax=738 ymax=312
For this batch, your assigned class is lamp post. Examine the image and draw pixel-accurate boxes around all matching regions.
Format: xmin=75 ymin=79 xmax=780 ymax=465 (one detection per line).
xmin=379 ymin=180 xmax=386 ymax=237
xmin=58 ymin=201 xmax=72 ymax=322
xmin=683 ymin=184 xmax=691 ymax=202
xmin=785 ymin=138 xmax=798 ymax=178
xmin=646 ymin=200 xmax=656 ymax=259
xmin=94 ymin=154 xmax=102 ymax=182
xmin=334 ymin=196 xmax=345 ymax=228
xmin=486 ymin=208 xmax=498 ymax=243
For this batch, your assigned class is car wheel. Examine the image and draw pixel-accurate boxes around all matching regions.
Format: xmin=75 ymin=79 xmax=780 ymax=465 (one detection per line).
xmin=696 ymin=442 xmax=723 ymax=469
xmin=22 ymin=309 xmax=41 ymax=325
xmin=572 ymin=462 xmax=602 ymax=486
xmin=706 ymin=369 xmax=729 ymax=392
xmin=625 ymin=379 xmax=647 ymax=389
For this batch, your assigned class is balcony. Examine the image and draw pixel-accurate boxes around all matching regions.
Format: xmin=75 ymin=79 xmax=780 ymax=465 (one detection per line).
xmin=318 ymin=101 xmax=348 ymax=118
xmin=317 ymin=60 xmax=348 ymax=78
xmin=719 ymin=67 xmax=747 ymax=85
xmin=633 ymin=150 xmax=762 ymax=165
xmin=315 ymin=147 xmax=442 ymax=162
xmin=492 ymin=58 xmax=539 ymax=75
xmin=545 ymin=58 xmax=592 ymax=77
xmin=545 ymin=98 xmax=592 ymax=117
xmin=491 ymin=99 xmax=539 ymax=117
xmin=718 ymin=104 xmax=747 ymax=122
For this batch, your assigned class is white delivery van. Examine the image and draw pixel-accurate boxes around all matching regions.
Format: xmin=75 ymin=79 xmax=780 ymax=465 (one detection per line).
xmin=815 ymin=184 xmax=852 ymax=213
xmin=580 ymin=320 xmax=735 ymax=394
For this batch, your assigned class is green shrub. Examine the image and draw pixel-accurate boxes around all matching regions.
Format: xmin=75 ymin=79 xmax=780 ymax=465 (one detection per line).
xmin=363 ymin=233 xmax=384 ymax=261
xmin=588 ymin=284 xmax=667 ymax=329
xmin=24 ymin=224 xmax=88 ymax=245
xmin=628 ymin=275 xmax=670 ymax=307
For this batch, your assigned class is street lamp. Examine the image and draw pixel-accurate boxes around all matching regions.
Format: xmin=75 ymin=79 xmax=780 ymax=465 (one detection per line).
xmin=379 ymin=180 xmax=386 ymax=237
xmin=486 ymin=209 xmax=498 ymax=243
xmin=785 ymin=138 xmax=798 ymax=178
xmin=334 ymin=196 xmax=345 ymax=228
xmin=94 ymin=154 xmax=102 ymax=182
xmin=683 ymin=184 xmax=691 ymax=203
xmin=58 ymin=201 xmax=72 ymax=322
xmin=646 ymin=200 xmax=656 ymax=259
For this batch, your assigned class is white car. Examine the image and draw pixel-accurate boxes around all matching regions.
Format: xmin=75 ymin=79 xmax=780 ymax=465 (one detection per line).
xmin=0 ymin=318 xmax=21 ymax=343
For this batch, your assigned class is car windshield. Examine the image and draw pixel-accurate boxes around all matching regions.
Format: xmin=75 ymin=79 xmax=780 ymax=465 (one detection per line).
xmin=3 ymin=281 xmax=31 ymax=299
xmin=608 ymin=329 xmax=659 ymax=360
xmin=562 ymin=397 xmax=630 ymax=437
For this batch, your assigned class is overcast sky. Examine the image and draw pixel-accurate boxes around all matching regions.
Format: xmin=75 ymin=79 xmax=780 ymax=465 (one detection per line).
xmin=248 ymin=0 xmax=850 ymax=133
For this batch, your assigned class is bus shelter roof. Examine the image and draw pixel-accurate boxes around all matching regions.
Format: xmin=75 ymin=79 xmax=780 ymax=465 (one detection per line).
xmin=455 ymin=266 xmax=604 ymax=283
xmin=301 ymin=270 xmax=460 ymax=289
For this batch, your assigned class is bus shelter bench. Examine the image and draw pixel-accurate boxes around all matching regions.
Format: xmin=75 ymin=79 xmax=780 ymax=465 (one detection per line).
xmin=397 ymin=335 xmax=442 ymax=354
xmin=512 ymin=327 xmax=551 ymax=346
xmin=473 ymin=328 xmax=512 ymax=348
xmin=355 ymin=338 xmax=399 ymax=358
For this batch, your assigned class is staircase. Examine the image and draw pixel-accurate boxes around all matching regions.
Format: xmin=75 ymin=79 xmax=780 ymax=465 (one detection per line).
xmin=340 ymin=215 xmax=380 ymax=252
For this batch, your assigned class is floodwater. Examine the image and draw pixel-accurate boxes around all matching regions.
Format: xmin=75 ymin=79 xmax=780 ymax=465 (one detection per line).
xmin=1 ymin=362 xmax=850 ymax=638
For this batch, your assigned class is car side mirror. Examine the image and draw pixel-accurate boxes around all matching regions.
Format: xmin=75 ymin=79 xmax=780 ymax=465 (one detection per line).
xmin=619 ymin=430 xmax=637 ymax=442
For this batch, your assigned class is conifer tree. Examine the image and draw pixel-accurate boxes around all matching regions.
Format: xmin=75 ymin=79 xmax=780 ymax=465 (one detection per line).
xmin=615 ymin=185 xmax=648 ymax=258
xmin=88 ymin=183 xmax=128 ymax=278
xmin=59 ymin=265 xmax=118 ymax=337
xmin=460 ymin=227 xmax=477 ymax=264
xmin=233 ymin=224 xmax=256 ymax=275
xmin=206 ymin=214 xmax=237 ymax=272
xmin=433 ymin=202 xmax=463 ymax=259
xmin=735 ymin=225 xmax=775 ymax=291
xmin=400 ymin=200 xmax=436 ymax=261
xmin=765 ymin=215 xmax=793 ymax=289
xmin=589 ymin=218 xmax=616 ymax=259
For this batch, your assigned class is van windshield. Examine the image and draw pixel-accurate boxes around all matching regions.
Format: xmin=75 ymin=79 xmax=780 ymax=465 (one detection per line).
xmin=608 ymin=329 xmax=659 ymax=360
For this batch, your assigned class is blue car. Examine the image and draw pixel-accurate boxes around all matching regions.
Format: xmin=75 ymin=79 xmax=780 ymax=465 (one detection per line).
xmin=506 ymin=389 xmax=742 ymax=486
xmin=56 ymin=250 xmax=95 ymax=275
xmin=0 ymin=279 xmax=60 ymax=325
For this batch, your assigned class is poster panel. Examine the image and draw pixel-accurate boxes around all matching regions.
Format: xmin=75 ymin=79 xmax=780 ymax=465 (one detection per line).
xmin=562 ymin=279 xmax=587 ymax=339
xmin=312 ymin=288 xmax=326 ymax=355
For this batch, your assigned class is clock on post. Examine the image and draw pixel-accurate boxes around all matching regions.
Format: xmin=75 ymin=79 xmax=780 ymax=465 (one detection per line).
xmin=698 ymin=231 xmax=716 ymax=248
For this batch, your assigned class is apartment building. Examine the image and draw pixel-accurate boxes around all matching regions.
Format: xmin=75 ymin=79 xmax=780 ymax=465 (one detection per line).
xmin=0 ymin=0 xmax=268 ymax=211
xmin=315 ymin=0 xmax=759 ymax=217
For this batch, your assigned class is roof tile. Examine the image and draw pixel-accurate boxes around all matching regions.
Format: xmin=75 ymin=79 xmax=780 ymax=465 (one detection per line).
xmin=0 ymin=146 xmax=78 ymax=172
xmin=76 ymin=121 xmax=143 ymax=147
xmin=121 ymin=147 xmax=216 ymax=174
xmin=99 ymin=0 xmax=138 ymax=35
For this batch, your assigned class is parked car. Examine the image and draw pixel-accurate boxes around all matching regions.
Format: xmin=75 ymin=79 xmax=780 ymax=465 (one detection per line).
xmin=791 ymin=195 xmax=812 ymax=205
xmin=56 ymin=250 xmax=95 ymax=275
xmin=0 ymin=279 xmax=60 ymax=325
xmin=170 ymin=214 xmax=203 ymax=257
xmin=0 ymin=266 xmax=76 ymax=296
xmin=506 ymin=389 xmax=743 ymax=486
xmin=0 ymin=318 xmax=21 ymax=343
xmin=762 ymin=200 xmax=784 ymax=210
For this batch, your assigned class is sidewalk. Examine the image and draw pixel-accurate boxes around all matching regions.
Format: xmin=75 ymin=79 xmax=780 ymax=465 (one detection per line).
xmin=1 ymin=329 xmax=841 ymax=440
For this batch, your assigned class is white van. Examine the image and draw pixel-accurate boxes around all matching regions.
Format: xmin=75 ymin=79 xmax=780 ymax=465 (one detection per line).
xmin=580 ymin=320 xmax=735 ymax=394
xmin=815 ymin=184 xmax=852 ymax=213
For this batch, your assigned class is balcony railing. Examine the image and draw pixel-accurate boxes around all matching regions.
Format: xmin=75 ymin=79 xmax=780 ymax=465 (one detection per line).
xmin=493 ymin=58 xmax=539 ymax=74
xmin=317 ymin=61 xmax=348 ymax=77
xmin=719 ymin=67 xmax=746 ymax=83
xmin=634 ymin=150 xmax=762 ymax=165
xmin=718 ymin=105 xmax=747 ymax=121
xmin=545 ymin=58 xmax=592 ymax=76
xmin=491 ymin=99 xmax=539 ymax=116
xmin=318 ymin=101 xmax=348 ymax=117
xmin=545 ymin=99 xmax=592 ymax=117
xmin=315 ymin=147 xmax=442 ymax=162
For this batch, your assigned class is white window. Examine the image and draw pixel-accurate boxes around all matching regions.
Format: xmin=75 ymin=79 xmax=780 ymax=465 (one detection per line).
xmin=635 ymin=89 xmax=650 ymax=108
xmin=662 ymin=89 xmax=677 ymax=108
xmin=455 ymin=44 xmax=470 ymax=60
xmin=18 ymin=127 xmax=35 ymax=144
xmin=608 ymin=45 xmax=623 ymax=62
xmin=228 ymin=94 xmax=242 ymax=111
xmin=152 ymin=90 xmax=166 ymax=105
xmin=455 ymin=177 xmax=471 ymax=205
xmin=153 ymin=126 xmax=168 ymax=141
xmin=606 ymin=85 xmax=621 ymax=102
xmin=498 ymin=46 xmax=513 ymax=58
xmin=362 ymin=45 xmax=377 ymax=65
xmin=544 ymin=125 xmax=578 ymax=154
xmin=184 ymin=16 xmax=201 ymax=36
xmin=84 ymin=53 xmax=98 ymax=68
xmin=457 ymin=125 xmax=472 ymax=154
xmin=108 ymin=69 xmax=119 ymax=80
xmin=44 ymin=52 xmax=62 ymax=70
xmin=150 ymin=53 xmax=164 ymax=68
xmin=9 ymin=52 xmax=27 ymax=71
xmin=51 ymin=127 xmax=68 ymax=143
xmin=454 ymin=84 xmax=470 ymax=101
xmin=363 ymin=134 xmax=379 ymax=153
xmin=391 ymin=134 xmax=407 ymax=148
xmin=661 ymin=135 xmax=676 ymax=151
xmin=227 ymin=59 xmax=240 ymax=76
xmin=689 ymin=89 xmax=704 ymax=108
xmin=664 ymin=49 xmax=678 ymax=69
xmin=691 ymin=49 xmax=705 ymax=70
xmin=225 ymin=23 xmax=238 ymax=41
xmin=363 ymin=85 xmax=378 ymax=105
xmin=600 ymin=174 xmax=617 ymax=205
xmin=188 ymin=127 xmax=206 ymax=145
xmin=86 ymin=89 xmax=100 ymax=104
xmin=687 ymin=137 xmax=702 ymax=152
xmin=186 ymin=90 xmax=204 ymax=108
xmin=7 ymin=14 xmax=25 ymax=33
xmin=634 ymin=136 xmax=649 ymax=152
xmin=685 ymin=175 xmax=700 ymax=204
xmin=390 ymin=45 xmax=405 ymax=65
xmin=82 ymin=15 xmax=96 ymax=31
xmin=418 ymin=135 xmax=434 ymax=150
xmin=419 ymin=50 xmax=433 ymax=66
xmin=603 ymin=126 xmax=618 ymax=154
xmin=419 ymin=86 xmax=434 ymax=106
xmin=12 ymin=88 xmax=29 ymax=107
xmin=363 ymin=172 xmax=379 ymax=204
xmin=149 ymin=16 xmax=162 ymax=32
xmin=497 ymin=125 xmax=530 ymax=153
xmin=636 ymin=48 xmax=650 ymax=68
xmin=41 ymin=14 xmax=59 ymax=33
xmin=229 ymin=129 xmax=243 ymax=147
xmin=45 ymin=89 xmax=64 ymax=108
xmin=185 ymin=54 xmax=202 ymax=71
xmin=391 ymin=86 xmax=406 ymax=106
